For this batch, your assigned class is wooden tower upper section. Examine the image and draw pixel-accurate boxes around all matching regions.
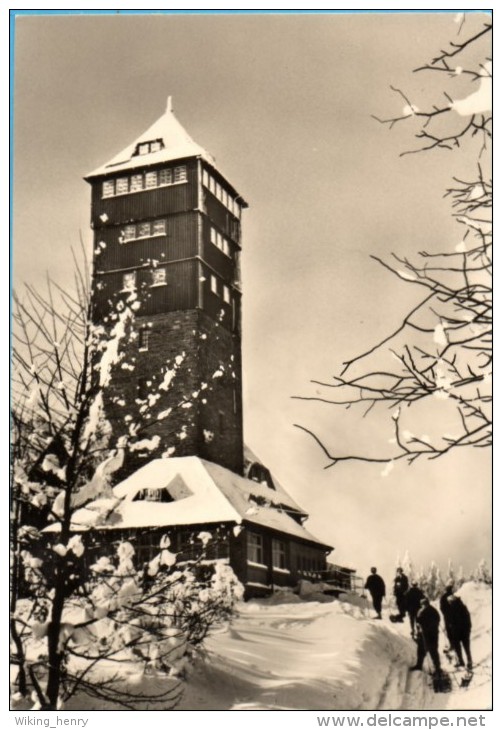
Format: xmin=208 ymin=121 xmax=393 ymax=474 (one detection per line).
xmin=85 ymin=98 xmax=248 ymax=474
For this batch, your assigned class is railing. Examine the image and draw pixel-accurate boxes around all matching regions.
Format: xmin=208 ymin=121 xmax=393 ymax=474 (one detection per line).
xmin=297 ymin=566 xmax=363 ymax=593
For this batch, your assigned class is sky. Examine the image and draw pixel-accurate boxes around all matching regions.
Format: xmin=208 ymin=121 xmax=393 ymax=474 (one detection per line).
xmin=11 ymin=10 xmax=492 ymax=582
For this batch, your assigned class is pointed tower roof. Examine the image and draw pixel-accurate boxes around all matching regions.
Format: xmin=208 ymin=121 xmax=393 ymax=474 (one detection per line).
xmin=85 ymin=96 xmax=216 ymax=179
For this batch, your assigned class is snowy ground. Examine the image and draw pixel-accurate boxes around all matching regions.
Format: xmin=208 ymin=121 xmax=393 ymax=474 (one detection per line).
xmin=178 ymin=582 xmax=492 ymax=711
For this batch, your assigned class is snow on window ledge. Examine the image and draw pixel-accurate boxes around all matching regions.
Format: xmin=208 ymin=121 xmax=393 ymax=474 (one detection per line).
xmin=120 ymin=232 xmax=166 ymax=244
xmin=246 ymin=560 xmax=268 ymax=570
xmin=150 ymin=282 xmax=168 ymax=288
xmin=272 ymin=566 xmax=291 ymax=574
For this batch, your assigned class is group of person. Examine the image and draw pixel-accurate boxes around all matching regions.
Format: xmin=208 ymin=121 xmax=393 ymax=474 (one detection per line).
xmin=364 ymin=567 xmax=473 ymax=675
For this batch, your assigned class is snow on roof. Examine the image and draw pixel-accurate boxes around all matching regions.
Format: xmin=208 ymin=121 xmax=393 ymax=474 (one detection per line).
xmin=204 ymin=459 xmax=305 ymax=516
xmin=63 ymin=456 xmax=331 ymax=548
xmin=86 ymin=97 xmax=213 ymax=179
xmin=85 ymin=97 xmax=244 ymax=206
xmin=242 ymin=446 xmax=307 ymax=517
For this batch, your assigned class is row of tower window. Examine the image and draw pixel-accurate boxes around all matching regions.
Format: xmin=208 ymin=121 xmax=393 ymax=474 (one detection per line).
xmin=202 ymin=169 xmax=241 ymax=219
xmin=121 ymin=269 xmax=231 ymax=303
xmin=210 ymin=226 xmax=231 ymax=257
xmin=102 ymin=165 xmax=188 ymax=198
xmin=120 ymin=219 xmax=167 ymax=242
xmin=122 ymin=268 xmax=166 ymax=290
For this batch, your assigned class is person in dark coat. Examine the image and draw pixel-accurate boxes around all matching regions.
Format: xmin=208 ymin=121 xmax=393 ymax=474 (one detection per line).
xmin=393 ymin=567 xmax=409 ymax=621
xmin=411 ymin=598 xmax=442 ymax=674
xmin=405 ymin=580 xmax=425 ymax=639
xmin=440 ymin=580 xmax=455 ymax=652
xmin=365 ymin=567 xmax=386 ymax=619
xmin=447 ymin=595 xmax=473 ymax=670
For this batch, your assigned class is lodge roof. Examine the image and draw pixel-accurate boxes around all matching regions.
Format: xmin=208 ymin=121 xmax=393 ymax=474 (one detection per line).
xmin=61 ymin=456 xmax=332 ymax=551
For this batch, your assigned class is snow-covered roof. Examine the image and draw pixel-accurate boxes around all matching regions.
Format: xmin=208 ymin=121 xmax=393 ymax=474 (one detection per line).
xmin=85 ymin=97 xmax=243 ymax=204
xmin=63 ymin=456 xmax=331 ymax=549
xmin=243 ymin=445 xmax=307 ymax=517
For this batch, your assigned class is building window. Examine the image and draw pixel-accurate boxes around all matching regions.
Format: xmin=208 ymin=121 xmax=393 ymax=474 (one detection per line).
xmin=210 ymin=227 xmax=231 ymax=257
xmin=130 ymin=174 xmax=143 ymax=192
xmin=210 ymin=275 xmax=218 ymax=295
xmin=102 ymin=180 xmax=115 ymax=198
xmin=247 ymin=532 xmax=264 ymax=565
xmin=138 ymin=222 xmax=151 ymax=238
xmin=174 ymin=166 xmax=187 ymax=183
xmin=272 ymin=539 xmax=286 ymax=570
xmin=223 ymin=285 xmax=231 ymax=304
xmin=145 ymin=171 xmax=157 ymax=189
xmin=123 ymin=225 xmax=136 ymax=241
xmin=218 ymin=411 xmax=225 ymax=433
xmin=151 ymin=267 xmax=167 ymax=287
xmin=122 ymin=271 xmax=136 ymax=291
xmin=159 ymin=168 xmax=173 ymax=186
xmin=138 ymin=328 xmax=150 ymax=351
xmin=135 ymin=139 xmax=164 ymax=156
xmin=152 ymin=219 xmax=167 ymax=235
xmin=202 ymin=169 xmax=209 ymax=188
xmin=116 ymin=177 xmax=129 ymax=195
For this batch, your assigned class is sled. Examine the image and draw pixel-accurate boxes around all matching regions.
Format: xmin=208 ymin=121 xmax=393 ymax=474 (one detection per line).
xmin=460 ymin=671 xmax=474 ymax=688
xmin=430 ymin=671 xmax=452 ymax=693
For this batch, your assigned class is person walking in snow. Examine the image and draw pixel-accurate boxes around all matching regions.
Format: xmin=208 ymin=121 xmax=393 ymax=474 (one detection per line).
xmin=446 ymin=595 xmax=473 ymax=670
xmin=393 ymin=567 xmax=409 ymax=621
xmin=365 ymin=567 xmax=386 ymax=619
xmin=440 ymin=580 xmax=455 ymax=652
xmin=411 ymin=597 xmax=442 ymax=675
xmin=405 ymin=580 xmax=425 ymax=639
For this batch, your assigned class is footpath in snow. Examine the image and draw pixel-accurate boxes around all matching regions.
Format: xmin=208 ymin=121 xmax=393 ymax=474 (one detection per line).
xmin=179 ymin=582 xmax=491 ymax=711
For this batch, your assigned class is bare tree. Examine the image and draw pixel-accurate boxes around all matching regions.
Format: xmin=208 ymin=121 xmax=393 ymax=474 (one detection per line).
xmin=11 ymin=251 xmax=242 ymax=710
xmin=295 ymin=16 xmax=492 ymax=468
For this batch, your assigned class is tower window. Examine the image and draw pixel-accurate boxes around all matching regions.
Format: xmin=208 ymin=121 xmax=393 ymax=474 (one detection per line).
xmin=174 ymin=166 xmax=187 ymax=183
xmin=123 ymin=225 xmax=136 ymax=241
xmin=159 ymin=168 xmax=172 ymax=186
xmin=151 ymin=267 xmax=167 ymax=287
xmin=116 ymin=177 xmax=129 ymax=195
xmin=152 ymin=219 xmax=166 ymax=235
xmin=134 ymin=139 xmax=164 ymax=156
xmin=210 ymin=275 xmax=218 ymax=295
xmin=130 ymin=174 xmax=143 ymax=192
xmin=138 ymin=222 xmax=151 ymax=238
xmin=137 ymin=377 xmax=149 ymax=400
xmin=102 ymin=180 xmax=115 ymax=198
xmin=145 ymin=171 xmax=157 ymax=189
xmin=223 ymin=285 xmax=231 ymax=304
xmin=138 ymin=328 xmax=150 ymax=351
xmin=210 ymin=227 xmax=231 ymax=257
xmin=122 ymin=271 xmax=136 ymax=291
xmin=218 ymin=411 xmax=225 ymax=433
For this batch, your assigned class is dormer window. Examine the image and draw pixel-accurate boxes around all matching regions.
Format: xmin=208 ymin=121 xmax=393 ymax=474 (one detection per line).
xmin=135 ymin=139 xmax=164 ymax=156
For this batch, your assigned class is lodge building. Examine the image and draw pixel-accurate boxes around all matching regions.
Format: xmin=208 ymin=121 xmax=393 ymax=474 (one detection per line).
xmin=79 ymin=98 xmax=349 ymax=596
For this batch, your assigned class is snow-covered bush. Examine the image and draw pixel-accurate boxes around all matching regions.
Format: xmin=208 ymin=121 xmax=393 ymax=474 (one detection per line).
xmin=11 ymin=532 xmax=243 ymax=709
xmin=11 ymin=268 xmax=241 ymax=710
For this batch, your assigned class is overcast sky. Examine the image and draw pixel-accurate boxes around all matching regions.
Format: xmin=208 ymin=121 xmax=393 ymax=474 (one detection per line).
xmin=12 ymin=11 xmax=491 ymax=582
